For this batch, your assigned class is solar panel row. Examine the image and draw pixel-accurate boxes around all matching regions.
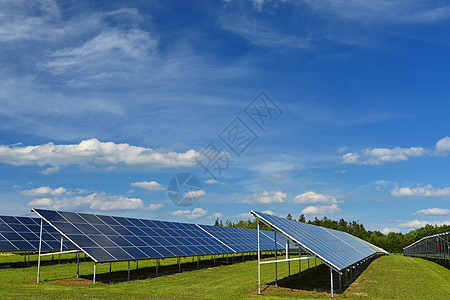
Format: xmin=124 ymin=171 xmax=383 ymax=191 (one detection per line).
xmin=251 ymin=210 xmax=386 ymax=271
xmin=31 ymin=209 xmax=284 ymax=263
xmin=0 ymin=216 xmax=75 ymax=251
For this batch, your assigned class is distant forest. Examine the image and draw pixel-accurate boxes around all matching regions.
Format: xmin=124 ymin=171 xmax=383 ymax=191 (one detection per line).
xmin=213 ymin=214 xmax=450 ymax=253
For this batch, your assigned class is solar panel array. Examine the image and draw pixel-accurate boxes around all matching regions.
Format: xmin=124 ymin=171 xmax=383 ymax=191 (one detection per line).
xmin=198 ymin=224 xmax=284 ymax=252
xmin=0 ymin=215 xmax=75 ymax=251
xmin=32 ymin=209 xmax=282 ymax=263
xmin=250 ymin=210 xmax=386 ymax=270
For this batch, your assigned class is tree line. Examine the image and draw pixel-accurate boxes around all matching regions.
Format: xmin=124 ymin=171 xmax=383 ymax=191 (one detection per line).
xmin=213 ymin=214 xmax=450 ymax=253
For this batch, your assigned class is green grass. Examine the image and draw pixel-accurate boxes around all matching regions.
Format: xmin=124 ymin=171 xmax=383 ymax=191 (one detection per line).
xmin=343 ymin=254 xmax=450 ymax=299
xmin=0 ymin=252 xmax=448 ymax=299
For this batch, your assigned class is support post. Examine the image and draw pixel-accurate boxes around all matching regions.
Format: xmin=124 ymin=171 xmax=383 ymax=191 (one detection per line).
xmin=76 ymin=252 xmax=80 ymax=278
xmin=308 ymin=256 xmax=310 ymax=273
xmin=37 ymin=218 xmax=43 ymax=283
xmin=213 ymin=255 xmax=215 ymax=266
xmin=257 ymin=219 xmax=261 ymax=295
xmin=315 ymin=256 xmax=317 ymax=270
xmin=59 ymin=235 xmax=63 ymax=264
xmin=128 ymin=261 xmax=130 ymax=281
xmin=156 ymin=259 xmax=159 ymax=276
xmin=339 ymin=273 xmax=342 ymax=291
xmin=298 ymin=247 xmax=301 ymax=276
xmin=93 ymin=263 xmax=96 ymax=285
xmin=330 ymin=268 xmax=334 ymax=298
xmin=197 ymin=256 xmax=200 ymax=269
xmin=274 ymin=231 xmax=278 ymax=287
xmin=27 ymin=251 xmax=30 ymax=267
xmin=109 ymin=262 xmax=111 ymax=274
xmin=286 ymin=239 xmax=290 ymax=280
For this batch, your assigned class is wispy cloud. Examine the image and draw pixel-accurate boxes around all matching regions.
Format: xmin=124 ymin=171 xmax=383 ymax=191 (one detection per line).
xmin=381 ymin=227 xmax=401 ymax=234
xmin=0 ymin=139 xmax=198 ymax=173
xmin=304 ymin=0 xmax=450 ymax=25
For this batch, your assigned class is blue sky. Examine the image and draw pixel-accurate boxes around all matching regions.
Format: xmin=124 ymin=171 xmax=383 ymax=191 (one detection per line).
xmin=0 ymin=0 xmax=449 ymax=233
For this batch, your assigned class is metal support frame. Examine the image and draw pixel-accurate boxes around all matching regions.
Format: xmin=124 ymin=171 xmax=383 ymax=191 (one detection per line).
xmin=156 ymin=259 xmax=159 ymax=276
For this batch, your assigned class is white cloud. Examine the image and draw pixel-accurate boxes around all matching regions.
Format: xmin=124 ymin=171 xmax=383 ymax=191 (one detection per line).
xmin=391 ymin=184 xmax=450 ymax=197
xmin=238 ymin=212 xmax=252 ymax=219
xmin=172 ymin=208 xmax=208 ymax=220
xmin=261 ymin=210 xmax=283 ymax=217
xmin=207 ymin=212 xmax=224 ymax=219
xmin=130 ymin=181 xmax=164 ymax=192
xmin=0 ymin=139 xmax=198 ymax=173
xmin=245 ymin=190 xmax=286 ymax=204
xmin=342 ymin=146 xmax=425 ymax=165
xmin=414 ymin=208 xmax=450 ymax=216
xmin=399 ymin=219 xmax=450 ymax=228
xmin=381 ymin=227 xmax=401 ymax=234
xmin=205 ymin=179 xmax=219 ymax=184
xmin=301 ymin=204 xmax=343 ymax=215
xmin=293 ymin=191 xmax=339 ymax=204
xmin=435 ymin=136 xmax=450 ymax=154
xmin=148 ymin=203 xmax=164 ymax=211
xmin=20 ymin=186 xmax=66 ymax=196
xmin=26 ymin=191 xmax=163 ymax=211
xmin=28 ymin=198 xmax=53 ymax=207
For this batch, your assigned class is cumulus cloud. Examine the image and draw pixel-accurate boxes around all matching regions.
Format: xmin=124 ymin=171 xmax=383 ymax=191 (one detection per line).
xmin=172 ymin=208 xmax=208 ymax=220
xmin=0 ymin=139 xmax=198 ymax=173
xmin=244 ymin=190 xmax=286 ymax=204
xmin=435 ymin=136 xmax=450 ymax=154
xmin=205 ymin=179 xmax=219 ymax=184
xmin=293 ymin=191 xmax=339 ymax=204
xmin=301 ymin=204 xmax=343 ymax=215
xmin=26 ymin=191 xmax=163 ymax=211
xmin=207 ymin=212 xmax=223 ymax=219
xmin=381 ymin=227 xmax=401 ymax=234
xmin=20 ymin=186 xmax=67 ymax=196
xmin=391 ymin=184 xmax=450 ymax=197
xmin=130 ymin=181 xmax=164 ymax=192
xmin=399 ymin=219 xmax=450 ymax=228
xmin=414 ymin=208 xmax=450 ymax=216
xmin=342 ymin=146 xmax=425 ymax=165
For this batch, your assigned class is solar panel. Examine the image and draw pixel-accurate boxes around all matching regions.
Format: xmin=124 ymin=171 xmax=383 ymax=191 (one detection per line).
xmin=250 ymin=210 xmax=386 ymax=270
xmin=0 ymin=215 xmax=75 ymax=251
xmin=32 ymin=209 xmax=235 ymax=262
xmin=197 ymin=224 xmax=285 ymax=252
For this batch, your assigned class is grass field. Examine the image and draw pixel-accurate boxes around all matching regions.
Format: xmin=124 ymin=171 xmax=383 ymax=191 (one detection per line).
xmin=0 ymin=252 xmax=448 ymax=299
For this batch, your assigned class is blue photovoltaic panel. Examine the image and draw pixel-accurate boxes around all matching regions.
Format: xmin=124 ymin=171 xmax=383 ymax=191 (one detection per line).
xmin=251 ymin=211 xmax=386 ymax=270
xmin=32 ymin=209 xmax=235 ymax=262
xmin=0 ymin=215 xmax=75 ymax=251
xmin=197 ymin=224 xmax=285 ymax=252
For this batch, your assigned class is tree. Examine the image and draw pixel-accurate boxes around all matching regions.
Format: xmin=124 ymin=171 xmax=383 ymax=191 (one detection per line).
xmin=214 ymin=218 xmax=220 ymax=226
xmin=298 ymin=214 xmax=306 ymax=223
xmin=287 ymin=213 xmax=293 ymax=220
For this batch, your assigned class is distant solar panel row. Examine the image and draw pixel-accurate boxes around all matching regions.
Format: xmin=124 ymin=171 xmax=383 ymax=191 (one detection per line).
xmin=251 ymin=210 xmax=387 ymax=271
xmin=32 ymin=209 xmax=284 ymax=263
xmin=0 ymin=216 xmax=75 ymax=251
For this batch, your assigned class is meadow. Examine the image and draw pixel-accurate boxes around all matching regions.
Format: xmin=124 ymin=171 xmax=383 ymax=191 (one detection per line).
xmin=0 ymin=252 xmax=448 ymax=299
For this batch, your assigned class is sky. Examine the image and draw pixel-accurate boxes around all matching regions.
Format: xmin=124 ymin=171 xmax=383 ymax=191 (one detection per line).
xmin=0 ymin=0 xmax=449 ymax=234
